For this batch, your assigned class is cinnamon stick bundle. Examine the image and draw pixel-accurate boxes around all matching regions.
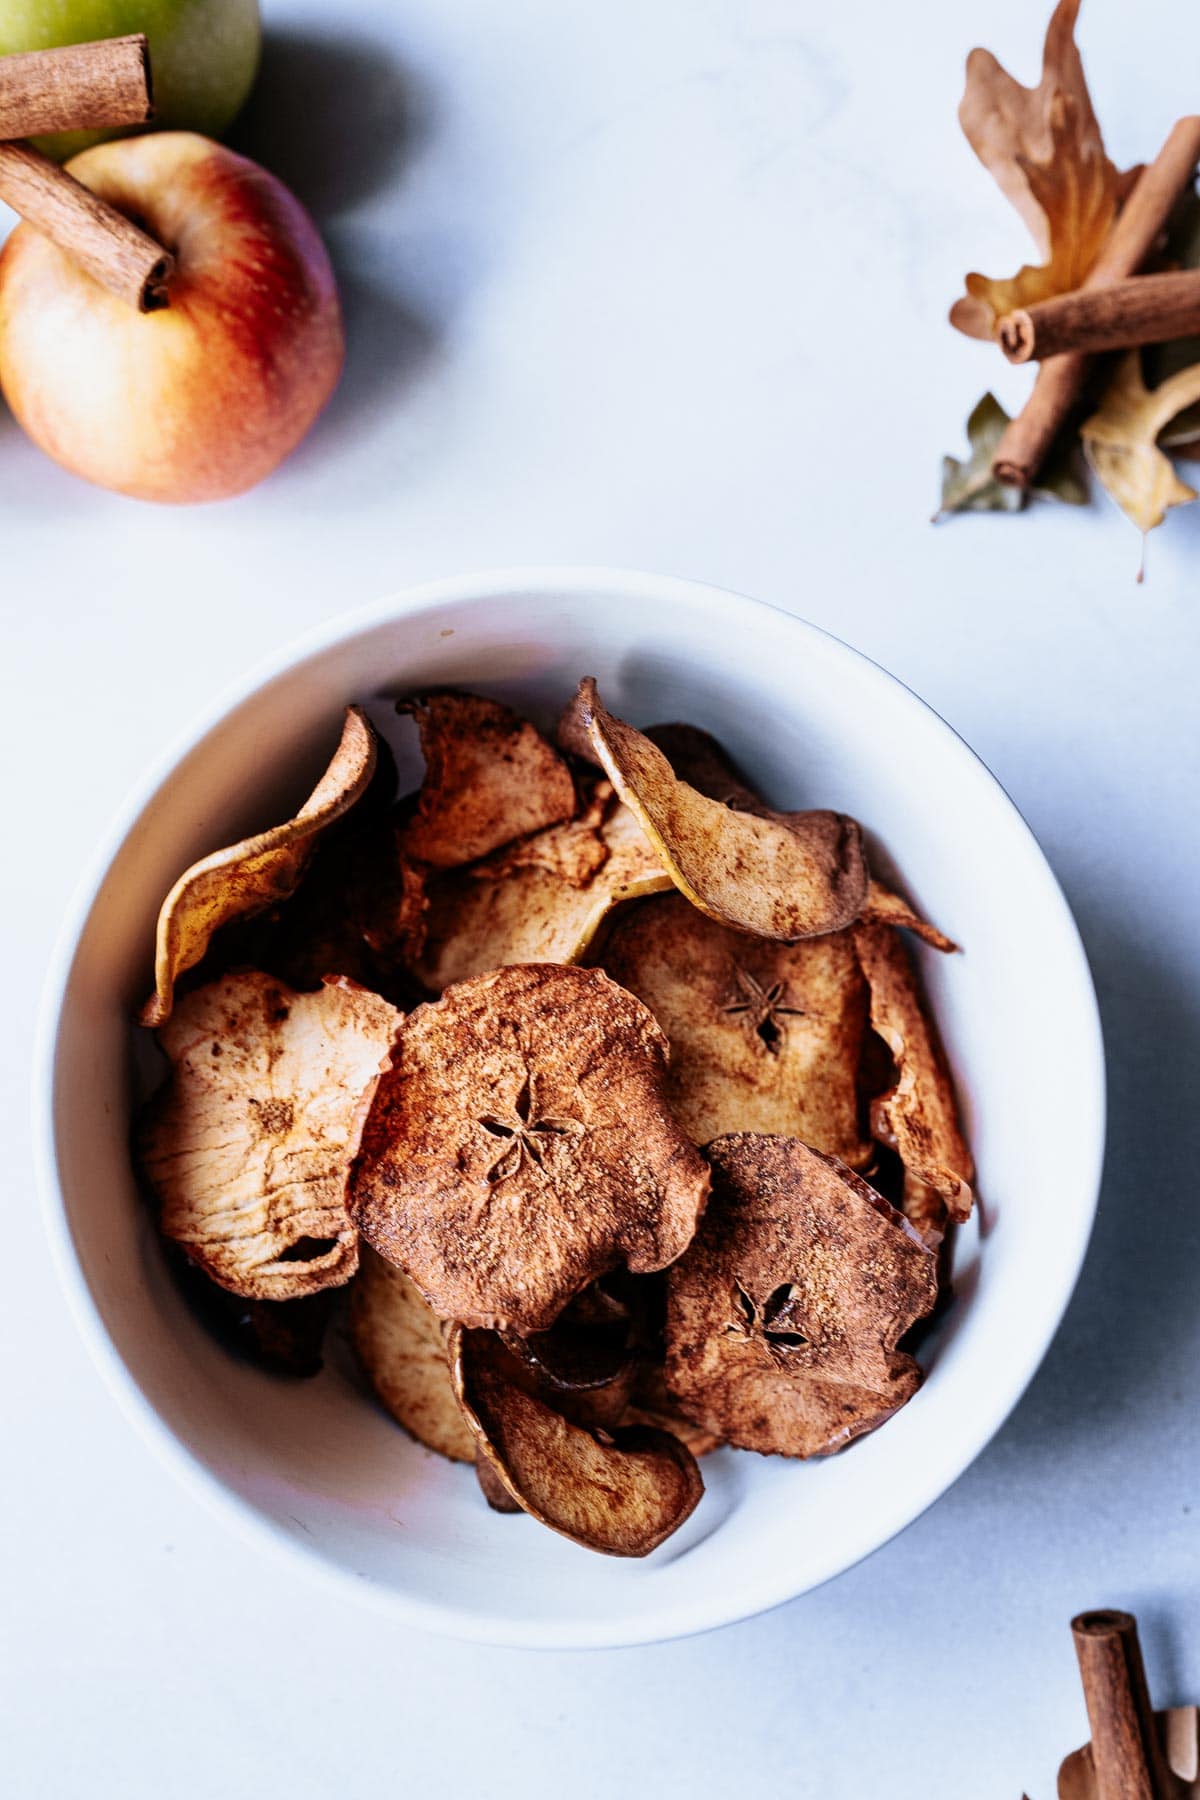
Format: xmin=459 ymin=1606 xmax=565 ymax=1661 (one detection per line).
xmin=1000 ymin=270 xmax=1200 ymax=361
xmin=993 ymin=115 xmax=1200 ymax=487
xmin=0 ymin=35 xmax=152 ymax=139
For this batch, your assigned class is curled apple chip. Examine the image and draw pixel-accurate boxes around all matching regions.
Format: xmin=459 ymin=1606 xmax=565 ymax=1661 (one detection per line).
xmin=350 ymin=1245 xmax=476 ymax=1462
xmin=665 ymin=1135 xmax=937 ymax=1458
xmin=451 ymin=1327 xmax=703 ymax=1556
xmin=558 ymin=680 xmax=868 ymax=940
xmin=139 ymin=707 xmax=377 ymax=1027
xmin=862 ymin=881 xmax=957 ymax=954
xmin=414 ymin=787 xmax=670 ymax=990
xmin=601 ymin=892 xmax=871 ymax=1163
xmin=139 ymin=971 xmax=401 ymax=1301
xmin=648 ymin=720 xmax=955 ymax=952
xmin=475 ymin=1449 xmax=523 ymax=1512
xmin=399 ymin=692 xmax=577 ymax=869
xmin=854 ymin=921 xmax=974 ymax=1238
xmin=346 ymin=963 xmax=710 ymax=1333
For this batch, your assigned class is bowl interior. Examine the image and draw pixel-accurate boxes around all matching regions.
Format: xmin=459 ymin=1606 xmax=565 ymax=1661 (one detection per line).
xmin=42 ymin=571 xmax=1103 ymax=1647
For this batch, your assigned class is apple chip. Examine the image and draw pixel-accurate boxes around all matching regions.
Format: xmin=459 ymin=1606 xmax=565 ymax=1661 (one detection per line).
xmin=139 ymin=971 xmax=401 ymax=1301
xmin=346 ymin=963 xmax=710 ymax=1333
xmin=451 ymin=1327 xmax=703 ymax=1556
xmin=854 ymin=921 xmax=974 ymax=1236
xmin=414 ymin=788 xmax=670 ymax=991
xmin=601 ymin=892 xmax=871 ymax=1162
xmin=399 ymin=692 xmax=577 ymax=868
xmin=350 ymin=1244 xmax=476 ymax=1462
xmin=559 ymin=680 xmax=867 ymax=940
xmin=862 ymin=882 xmax=957 ymax=954
xmin=140 ymin=707 xmax=377 ymax=1027
xmin=475 ymin=1450 xmax=523 ymax=1512
xmin=665 ymin=1135 xmax=938 ymax=1458
xmin=622 ymin=1362 xmax=723 ymax=1457
xmin=648 ymin=720 xmax=955 ymax=952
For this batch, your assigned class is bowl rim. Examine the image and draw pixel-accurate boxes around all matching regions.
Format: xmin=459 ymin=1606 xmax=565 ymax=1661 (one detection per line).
xmin=33 ymin=564 xmax=1106 ymax=1649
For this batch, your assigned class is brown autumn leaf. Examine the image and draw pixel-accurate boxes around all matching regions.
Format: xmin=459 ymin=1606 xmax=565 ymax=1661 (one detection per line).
xmin=139 ymin=707 xmax=378 ymax=1027
xmin=951 ymin=0 xmax=1129 ymax=341
xmin=1080 ymin=350 xmax=1200 ymax=535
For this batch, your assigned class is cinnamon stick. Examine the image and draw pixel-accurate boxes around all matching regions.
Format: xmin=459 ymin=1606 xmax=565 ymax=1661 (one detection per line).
xmin=0 ymin=141 xmax=172 ymax=310
xmin=1071 ymin=1610 xmax=1172 ymax=1800
xmin=1000 ymin=270 xmax=1200 ymax=361
xmin=0 ymin=35 xmax=152 ymax=138
xmin=993 ymin=114 xmax=1200 ymax=487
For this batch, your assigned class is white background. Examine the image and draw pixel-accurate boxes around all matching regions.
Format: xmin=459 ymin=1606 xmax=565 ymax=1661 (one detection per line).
xmin=4 ymin=0 xmax=1200 ymax=1794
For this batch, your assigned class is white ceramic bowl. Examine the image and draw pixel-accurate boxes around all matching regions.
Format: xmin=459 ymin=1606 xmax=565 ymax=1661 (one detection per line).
xmin=36 ymin=567 xmax=1104 ymax=1649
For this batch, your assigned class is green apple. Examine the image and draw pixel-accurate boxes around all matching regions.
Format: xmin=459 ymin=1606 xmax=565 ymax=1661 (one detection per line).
xmin=0 ymin=0 xmax=261 ymax=159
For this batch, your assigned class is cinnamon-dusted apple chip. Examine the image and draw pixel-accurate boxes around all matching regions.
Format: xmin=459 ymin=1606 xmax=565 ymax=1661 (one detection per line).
xmin=346 ymin=963 xmax=710 ymax=1333
xmin=139 ymin=971 xmax=401 ymax=1301
xmin=602 ymin=892 xmax=871 ymax=1162
xmin=414 ymin=788 xmax=670 ymax=991
xmin=558 ymin=679 xmax=867 ymax=940
xmin=861 ymin=882 xmax=957 ymax=954
xmin=621 ymin=1361 xmax=724 ymax=1457
xmin=665 ymin=1135 xmax=937 ymax=1458
xmin=399 ymin=692 xmax=577 ymax=869
xmin=140 ymin=707 xmax=377 ymax=1027
xmin=854 ymin=921 xmax=974 ymax=1237
xmin=451 ymin=1326 xmax=703 ymax=1556
xmin=350 ymin=1245 xmax=476 ymax=1462
xmin=648 ymin=720 xmax=955 ymax=952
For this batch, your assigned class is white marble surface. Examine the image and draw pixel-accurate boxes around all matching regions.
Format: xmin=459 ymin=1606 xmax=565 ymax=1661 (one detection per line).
xmin=4 ymin=0 xmax=1199 ymax=1794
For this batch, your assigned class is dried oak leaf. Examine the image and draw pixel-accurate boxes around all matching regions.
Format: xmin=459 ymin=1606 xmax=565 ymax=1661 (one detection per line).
xmin=1081 ymin=351 xmax=1200 ymax=536
xmin=951 ymin=0 xmax=1130 ymax=341
xmin=414 ymin=786 xmax=670 ymax=991
xmin=601 ymin=891 xmax=871 ymax=1164
xmin=935 ymin=392 xmax=1087 ymax=519
xmin=854 ymin=922 xmax=974 ymax=1241
xmin=451 ymin=1325 xmax=703 ymax=1556
xmin=398 ymin=692 xmax=577 ymax=868
xmin=346 ymin=963 xmax=710 ymax=1333
xmin=139 ymin=971 xmax=401 ymax=1301
xmin=558 ymin=679 xmax=867 ymax=942
xmin=665 ymin=1135 xmax=938 ymax=1458
xmin=350 ymin=1243 xmax=476 ymax=1462
xmin=139 ymin=707 xmax=377 ymax=1028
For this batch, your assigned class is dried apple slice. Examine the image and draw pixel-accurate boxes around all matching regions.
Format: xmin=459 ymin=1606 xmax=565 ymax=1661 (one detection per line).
xmin=399 ymin=692 xmax=577 ymax=868
xmin=139 ymin=971 xmax=401 ymax=1301
xmin=559 ymin=679 xmax=867 ymax=940
xmin=861 ymin=881 xmax=957 ymax=953
xmin=139 ymin=707 xmax=377 ymax=1027
xmin=414 ymin=788 xmax=671 ymax=990
xmin=621 ymin=1361 xmax=723 ymax=1457
xmin=853 ymin=921 xmax=974 ymax=1239
xmin=451 ymin=1327 xmax=703 ymax=1556
xmin=346 ymin=963 xmax=710 ymax=1333
xmin=665 ymin=1135 xmax=938 ymax=1458
xmin=601 ymin=892 xmax=871 ymax=1162
xmin=647 ymin=718 xmax=956 ymax=951
xmin=350 ymin=1244 xmax=476 ymax=1462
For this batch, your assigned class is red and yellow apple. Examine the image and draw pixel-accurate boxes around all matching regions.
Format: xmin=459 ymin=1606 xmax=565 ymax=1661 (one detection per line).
xmin=0 ymin=131 xmax=343 ymax=502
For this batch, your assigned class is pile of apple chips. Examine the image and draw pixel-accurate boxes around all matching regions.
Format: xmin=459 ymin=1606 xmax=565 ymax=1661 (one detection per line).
xmin=135 ymin=680 xmax=973 ymax=1556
